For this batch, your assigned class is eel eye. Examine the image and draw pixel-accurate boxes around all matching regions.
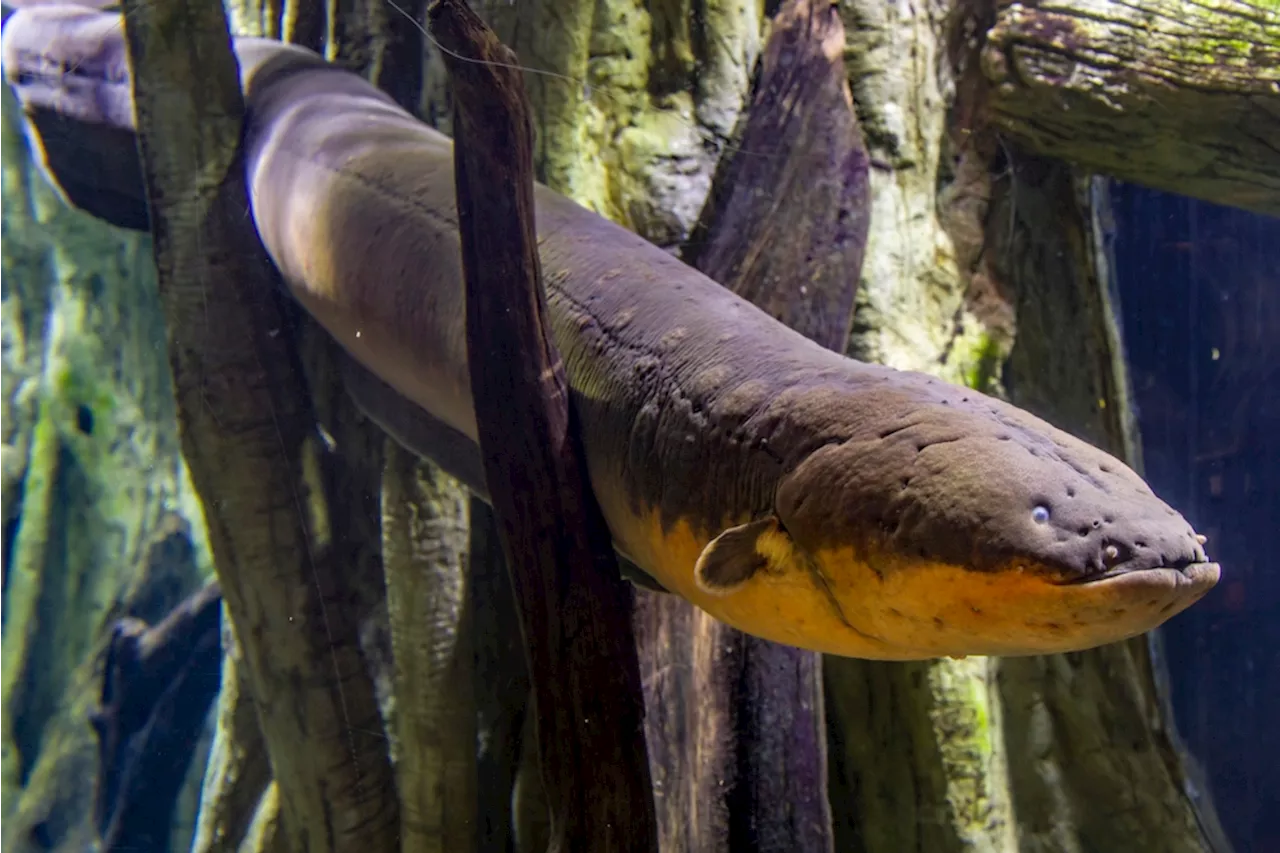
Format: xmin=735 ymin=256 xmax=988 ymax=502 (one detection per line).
xmin=1031 ymin=505 xmax=1050 ymax=524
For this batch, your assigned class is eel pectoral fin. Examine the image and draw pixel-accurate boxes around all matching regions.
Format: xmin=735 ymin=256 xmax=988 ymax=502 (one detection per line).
xmin=694 ymin=515 xmax=799 ymax=596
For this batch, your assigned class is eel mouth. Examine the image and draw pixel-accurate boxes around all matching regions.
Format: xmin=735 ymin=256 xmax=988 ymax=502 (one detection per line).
xmin=1057 ymin=560 xmax=1221 ymax=619
xmin=1059 ymin=559 xmax=1220 ymax=589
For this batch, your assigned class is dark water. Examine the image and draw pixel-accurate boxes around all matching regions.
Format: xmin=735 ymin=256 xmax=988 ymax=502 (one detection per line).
xmin=1112 ymin=184 xmax=1280 ymax=853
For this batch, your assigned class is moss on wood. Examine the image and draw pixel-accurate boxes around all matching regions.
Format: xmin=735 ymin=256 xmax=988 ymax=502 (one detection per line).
xmin=982 ymin=0 xmax=1280 ymax=215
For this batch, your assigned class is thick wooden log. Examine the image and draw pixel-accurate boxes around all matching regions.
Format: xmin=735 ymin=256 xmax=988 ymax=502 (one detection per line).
xmin=114 ymin=0 xmax=400 ymax=849
xmin=635 ymin=0 xmax=867 ymax=850
xmin=691 ymin=6 xmax=865 ymax=850
xmin=427 ymin=1 xmax=659 ymax=851
xmin=980 ymin=0 xmax=1280 ymax=217
xmin=380 ymin=443 xmax=476 ymax=853
xmin=989 ymin=151 xmax=1228 ymax=853
xmin=688 ymin=0 xmax=870 ymax=350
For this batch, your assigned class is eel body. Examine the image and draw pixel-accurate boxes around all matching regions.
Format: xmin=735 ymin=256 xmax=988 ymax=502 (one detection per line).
xmin=1 ymin=5 xmax=1220 ymax=660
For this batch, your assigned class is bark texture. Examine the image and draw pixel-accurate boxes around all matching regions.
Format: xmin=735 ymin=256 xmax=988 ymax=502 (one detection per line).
xmin=839 ymin=0 xmax=1004 ymax=382
xmin=115 ymin=0 xmax=399 ymax=850
xmin=471 ymin=0 xmax=763 ymax=246
xmin=380 ymin=442 xmax=476 ymax=853
xmin=687 ymin=0 xmax=870 ymax=350
xmin=982 ymin=0 xmax=1280 ymax=217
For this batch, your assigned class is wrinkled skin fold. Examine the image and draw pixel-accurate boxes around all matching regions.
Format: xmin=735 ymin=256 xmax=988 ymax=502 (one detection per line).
xmin=1 ymin=4 xmax=1220 ymax=660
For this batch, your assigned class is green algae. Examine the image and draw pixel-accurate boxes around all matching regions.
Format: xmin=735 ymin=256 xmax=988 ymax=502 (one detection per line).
xmin=0 ymin=398 xmax=63 ymax=806
xmin=2 ymin=80 xmax=214 ymax=851
xmin=962 ymin=332 xmax=1008 ymax=396
xmin=925 ymin=657 xmax=1014 ymax=849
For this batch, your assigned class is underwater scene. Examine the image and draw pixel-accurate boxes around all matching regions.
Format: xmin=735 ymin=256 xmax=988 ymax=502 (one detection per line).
xmin=0 ymin=0 xmax=1276 ymax=851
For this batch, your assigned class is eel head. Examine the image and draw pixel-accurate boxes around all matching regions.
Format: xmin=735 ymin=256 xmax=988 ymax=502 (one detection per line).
xmin=691 ymin=384 xmax=1219 ymax=660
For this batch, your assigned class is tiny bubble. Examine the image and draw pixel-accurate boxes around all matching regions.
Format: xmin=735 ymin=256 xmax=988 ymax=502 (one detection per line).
xmin=1031 ymin=505 xmax=1050 ymax=524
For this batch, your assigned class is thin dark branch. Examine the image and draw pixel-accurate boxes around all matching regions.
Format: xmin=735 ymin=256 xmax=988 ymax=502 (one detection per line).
xmin=427 ymin=1 xmax=659 ymax=851
xmin=93 ymin=580 xmax=224 ymax=853
xmin=639 ymin=0 xmax=864 ymax=848
xmin=687 ymin=0 xmax=869 ymax=352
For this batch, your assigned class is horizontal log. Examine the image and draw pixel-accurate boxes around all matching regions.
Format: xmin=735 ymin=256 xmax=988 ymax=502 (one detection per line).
xmin=980 ymin=0 xmax=1280 ymax=216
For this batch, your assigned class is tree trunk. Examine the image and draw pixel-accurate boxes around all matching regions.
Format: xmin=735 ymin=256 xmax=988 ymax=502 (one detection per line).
xmin=825 ymin=0 xmax=1230 ymax=850
xmin=115 ymin=0 xmax=401 ymax=845
xmin=380 ymin=444 xmax=476 ymax=853
xmin=175 ymin=3 xmax=491 ymax=850
xmin=432 ymin=4 xmax=660 ymax=849
xmin=990 ymin=156 xmax=1232 ymax=853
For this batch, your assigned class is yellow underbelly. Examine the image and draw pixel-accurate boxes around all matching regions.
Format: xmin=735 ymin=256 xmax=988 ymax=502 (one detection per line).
xmin=603 ymin=494 xmax=904 ymax=658
xmin=603 ymin=497 xmax=1203 ymax=661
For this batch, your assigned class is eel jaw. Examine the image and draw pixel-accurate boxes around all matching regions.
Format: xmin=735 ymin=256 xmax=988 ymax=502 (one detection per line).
xmin=1045 ymin=560 xmax=1221 ymax=645
xmin=794 ymin=547 xmax=1222 ymax=661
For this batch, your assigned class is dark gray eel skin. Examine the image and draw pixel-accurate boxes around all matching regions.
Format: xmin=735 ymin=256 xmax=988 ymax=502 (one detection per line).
xmin=1 ymin=4 xmax=1220 ymax=660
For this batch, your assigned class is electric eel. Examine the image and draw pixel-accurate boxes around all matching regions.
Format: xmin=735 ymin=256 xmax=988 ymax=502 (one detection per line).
xmin=1 ymin=4 xmax=1221 ymax=660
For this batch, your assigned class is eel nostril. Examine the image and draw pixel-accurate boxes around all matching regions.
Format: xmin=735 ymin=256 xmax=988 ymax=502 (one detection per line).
xmin=1102 ymin=541 xmax=1133 ymax=569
